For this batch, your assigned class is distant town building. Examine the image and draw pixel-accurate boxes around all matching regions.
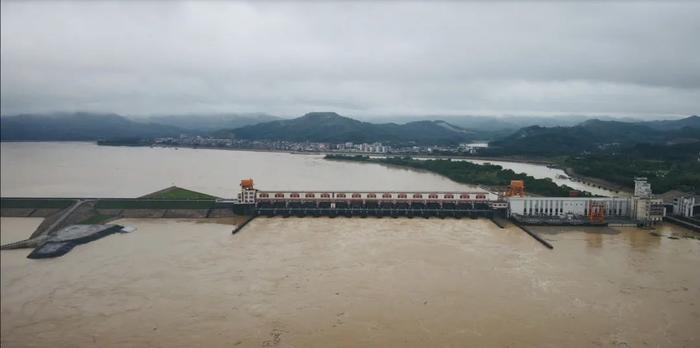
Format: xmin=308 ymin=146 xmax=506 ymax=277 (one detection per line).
xmin=460 ymin=142 xmax=488 ymax=154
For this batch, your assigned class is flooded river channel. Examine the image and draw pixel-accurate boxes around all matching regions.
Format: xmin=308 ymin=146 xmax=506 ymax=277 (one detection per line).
xmin=0 ymin=142 xmax=479 ymax=198
xmin=2 ymin=217 xmax=699 ymax=347
xmin=2 ymin=142 xmax=610 ymax=198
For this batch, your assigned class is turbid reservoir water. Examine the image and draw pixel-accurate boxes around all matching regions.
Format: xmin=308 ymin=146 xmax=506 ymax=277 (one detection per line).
xmin=0 ymin=217 xmax=43 ymax=244
xmin=1 ymin=142 xmax=482 ymax=197
xmin=1 ymin=142 xmax=699 ymax=347
xmin=1 ymin=142 xmax=611 ymax=198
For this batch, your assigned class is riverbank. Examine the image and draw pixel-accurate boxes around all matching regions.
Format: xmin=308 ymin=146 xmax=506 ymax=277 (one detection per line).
xmin=561 ymin=166 xmax=631 ymax=194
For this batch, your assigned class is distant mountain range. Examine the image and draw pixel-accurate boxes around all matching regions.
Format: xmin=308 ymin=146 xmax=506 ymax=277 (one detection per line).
xmin=217 ymin=112 xmax=478 ymax=145
xmin=0 ymin=113 xmax=184 ymax=141
xmin=357 ymin=114 xmax=650 ymax=132
xmin=487 ymin=116 xmax=700 ymax=156
xmin=2 ymin=111 xmax=698 ymax=150
xmin=0 ymin=112 xmax=279 ymax=141
xmin=640 ymin=116 xmax=700 ymax=131
xmin=146 ymin=113 xmax=281 ymax=131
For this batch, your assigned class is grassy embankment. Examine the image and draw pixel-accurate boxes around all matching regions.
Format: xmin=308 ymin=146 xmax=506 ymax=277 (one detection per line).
xmin=139 ymin=186 xmax=218 ymax=200
xmin=0 ymin=188 xmax=220 ymax=211
xmin=0 ymin=198 xmax=76 ymax=209
xmin=326 ymin=155 xmax=577 ymax=197
xmin=95 ymin=200 xmax=218 ymax=209
xmin=96 ymin=187 xmax=219 ymax=209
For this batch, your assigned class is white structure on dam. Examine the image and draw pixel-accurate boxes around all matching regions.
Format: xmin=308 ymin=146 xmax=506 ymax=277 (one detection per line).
xmin=673 ymin=196 xmax=698 ymax=218
xmin=507 ymin=178 xmax=665 ymax=224
xmin=234 ymin=177 xmax=665 ymax=224
xmin=508 ymin=197 xmax=632 ymax=218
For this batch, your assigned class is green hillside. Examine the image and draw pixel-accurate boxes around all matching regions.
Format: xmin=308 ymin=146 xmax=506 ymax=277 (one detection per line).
xmin=219 ymin=112 xmax=477 ymax=145
xmin=487 ymin=117 xmax=700 ymax=156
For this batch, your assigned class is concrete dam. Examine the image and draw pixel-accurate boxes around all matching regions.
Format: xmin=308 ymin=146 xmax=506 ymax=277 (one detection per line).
xmin=228 ymin=178 xmax=667 ymax=226
xmin=228 ymin=178 xmax=506 ymax=218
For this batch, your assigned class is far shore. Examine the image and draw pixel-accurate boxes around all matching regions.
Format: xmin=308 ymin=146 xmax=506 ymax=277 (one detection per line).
xmin=91 ymin=140 xmax=558 ymax=164
xmin=0 ymin=140 xmax=557 ymax=165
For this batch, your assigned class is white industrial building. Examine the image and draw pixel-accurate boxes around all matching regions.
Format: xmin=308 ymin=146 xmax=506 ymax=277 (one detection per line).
xmin=673 ymin=196 xmax=698 ymax=218
xmin=507 ymin=178 xmax=665 ymax=224
xmin=508 ymin=197 xmax=632 ymax=218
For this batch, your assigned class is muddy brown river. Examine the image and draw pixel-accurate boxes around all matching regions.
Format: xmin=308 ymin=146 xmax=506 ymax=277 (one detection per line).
xmin=2 ymin=217 xmax=699 ymax=347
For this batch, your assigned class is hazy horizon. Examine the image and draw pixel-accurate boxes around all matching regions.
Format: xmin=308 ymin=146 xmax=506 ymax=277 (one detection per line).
xmin=2 ymin=1 xmax=699 ymax=117
xmin=0 ymin=110 xmax=698 ymax=123
xmin=0 ymin=110 xmax=695 ymax=122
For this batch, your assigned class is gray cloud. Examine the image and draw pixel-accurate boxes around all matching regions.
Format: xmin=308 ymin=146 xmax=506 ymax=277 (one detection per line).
xmin=1 ymin=1 xmax=699 ymax=117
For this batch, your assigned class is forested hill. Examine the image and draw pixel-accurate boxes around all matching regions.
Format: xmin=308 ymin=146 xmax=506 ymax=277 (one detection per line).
xmin=484 ymin=116 xmax=700 ymax=193
xmin=487 ymin=116 xmax=700 ymax=156
xmin=219 ymin=112 xmax=477 ymax=145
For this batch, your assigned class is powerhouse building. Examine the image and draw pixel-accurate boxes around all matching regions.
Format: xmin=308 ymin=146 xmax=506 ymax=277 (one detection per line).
xmin=507 ymin=178 xmax=665 ymax=224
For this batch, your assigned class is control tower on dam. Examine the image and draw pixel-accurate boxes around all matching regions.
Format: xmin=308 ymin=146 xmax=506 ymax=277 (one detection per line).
xmin=231 ymin=179 xmax=507 ymax=218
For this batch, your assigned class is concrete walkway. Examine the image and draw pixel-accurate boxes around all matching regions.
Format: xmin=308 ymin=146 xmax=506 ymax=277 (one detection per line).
xmin=32 ymin=199 xmax=94 ymax=238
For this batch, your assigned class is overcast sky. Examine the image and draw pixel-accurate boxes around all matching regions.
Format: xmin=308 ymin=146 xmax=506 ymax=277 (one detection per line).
xmin=1 ymin=1 xmax=699 ymax=118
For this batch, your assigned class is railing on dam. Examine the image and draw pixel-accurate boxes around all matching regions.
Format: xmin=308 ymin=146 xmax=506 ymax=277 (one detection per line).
xmin=257 ymin=200 xmax=495 ymax=208
xmin=255 ymin=190 xmax=499 ymax=203
xmin=255 ymin=207 xmax=496 ymax=218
